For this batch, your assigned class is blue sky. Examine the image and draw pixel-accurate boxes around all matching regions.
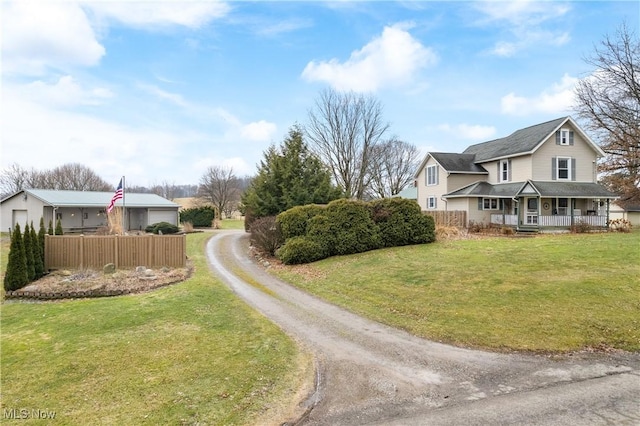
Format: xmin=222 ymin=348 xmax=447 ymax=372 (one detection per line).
xmin=2 ymin=1 xmax=638 ymax=188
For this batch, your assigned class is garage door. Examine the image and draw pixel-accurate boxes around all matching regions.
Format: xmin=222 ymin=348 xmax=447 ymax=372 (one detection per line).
xmin=148 ymin=209 xmax=177 ymax=225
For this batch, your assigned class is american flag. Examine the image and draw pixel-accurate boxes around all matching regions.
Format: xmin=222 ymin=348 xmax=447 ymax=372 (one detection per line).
xmin=107 ymin=178 xmax=123 ymax=213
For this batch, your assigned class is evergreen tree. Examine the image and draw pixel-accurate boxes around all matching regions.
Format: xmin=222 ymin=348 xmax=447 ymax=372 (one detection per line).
xmin=4 ymin=224 xmax=28 ymax=291
xmin=48 ymin=220 xmax=54 ymax=235
xmin=242 ymin=125 xmax=342 ymax=224
xmin=23 ymin=223 xmax=36 ymax=282
xmin=38 ymin=217 xmax=46 ymax=266
xmin=31 ymin=221 xmax=44 ymax=278
xmin=55 ymin=218 xmax=63 ymax=235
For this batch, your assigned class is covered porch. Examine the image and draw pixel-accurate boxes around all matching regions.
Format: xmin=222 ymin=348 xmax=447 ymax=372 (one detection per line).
xmin=491 ymin=181 xmax=616 ymax=231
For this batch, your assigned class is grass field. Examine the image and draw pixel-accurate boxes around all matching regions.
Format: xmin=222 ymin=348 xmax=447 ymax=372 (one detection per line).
xmin=273 ymin=231 xmax=640 ymax=353
xmin=1 ymin=232 xmax=306 ymax=425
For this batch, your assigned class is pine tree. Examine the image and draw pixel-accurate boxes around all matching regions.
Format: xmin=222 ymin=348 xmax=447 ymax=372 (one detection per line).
xmin=55 ymin=218 xmax=63 ymax=235
xmin=48 ymin=220 xmax=54 ymax=235
xmin=242 ymin=125 xmax=342 ymax=223
xmin=4 ymin=224 xmax=28 ymax=291
xmin=23 ymin=223 xmax=36 ymax=282
xmin=38 ymin=217 xmax=46 ymax=267
xmin=31 ymin=221 xmax=44 ymax=278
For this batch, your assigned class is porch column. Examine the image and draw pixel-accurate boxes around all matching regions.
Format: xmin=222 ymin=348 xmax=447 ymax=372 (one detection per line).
xmin=570 ymin=198 xmax=575 ymax=227
xmin=606 ymin=199 xmax=610 ymax=229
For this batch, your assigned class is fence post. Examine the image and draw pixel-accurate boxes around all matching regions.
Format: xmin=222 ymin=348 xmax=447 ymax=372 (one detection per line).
xmin=114 ymin=235 xmax=119 ymax=269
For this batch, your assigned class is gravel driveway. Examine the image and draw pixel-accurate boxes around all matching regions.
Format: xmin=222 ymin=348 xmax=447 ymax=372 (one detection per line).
xmin=206 ymin=230 xmax=640 ymax=425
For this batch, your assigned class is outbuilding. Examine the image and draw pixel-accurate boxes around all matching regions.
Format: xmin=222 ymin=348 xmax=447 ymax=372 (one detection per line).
xmin=1 ymin=189 xmax=180 ymax=233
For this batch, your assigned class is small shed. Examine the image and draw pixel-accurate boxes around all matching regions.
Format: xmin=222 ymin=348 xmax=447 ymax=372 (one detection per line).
xmin=1 ymin=189 xmax=180 ymax=233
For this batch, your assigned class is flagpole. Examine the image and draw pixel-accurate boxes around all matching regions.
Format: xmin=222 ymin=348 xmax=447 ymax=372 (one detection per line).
xmin=122 ymin=176 xmax=126 ymax=234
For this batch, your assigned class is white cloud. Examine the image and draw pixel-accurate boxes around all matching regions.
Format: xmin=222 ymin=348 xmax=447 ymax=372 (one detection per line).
xmin=137 ymin=83 xmax=189 ymax=108
xmin=302 ymin=23 xmax=437 ymax=92
xmin=23 ymin=75 xmax=114 ymax=107
xmin=240 ymin=120 xmax=278 ymax=142
xmin=1 ymin=2 xmax=105 ymax=75
xmin=85 ymin=0 xmax=231 ymax=29
xmin=475 ymin=0 xmax=571 ymax=56
xmin=438 ymin=123 xmax=497 ymax=140
xmin=501 ymin=74 xmax=578 ymax=115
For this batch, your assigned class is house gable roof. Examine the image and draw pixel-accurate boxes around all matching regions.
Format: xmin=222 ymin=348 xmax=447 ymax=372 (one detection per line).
xmin=8 ymin=189 xmax=179 ymax=208
xmin=444 ymin=181 xmax=524 ymax=198
xmin=463 ymin=117 xmax=569 ymax=162
xmin=430 ymin=153 xmax=488 ymax=174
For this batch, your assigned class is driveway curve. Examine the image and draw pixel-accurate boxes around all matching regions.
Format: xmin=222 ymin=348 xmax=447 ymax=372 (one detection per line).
xmin=206 ymin=230 xmax=640 ymax=425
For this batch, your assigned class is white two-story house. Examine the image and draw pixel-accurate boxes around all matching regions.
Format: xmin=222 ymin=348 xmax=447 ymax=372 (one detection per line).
xmin=415 ymin=117 xmax=618 ymax=231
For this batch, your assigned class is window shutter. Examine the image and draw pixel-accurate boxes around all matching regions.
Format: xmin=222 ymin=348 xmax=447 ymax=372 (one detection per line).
xmin=508 ymin=159 xmax=512 ymax=181
xmin=571 ymin=158 xmax=576 ymax=181
xmin=569 ymin=131 xmax=574 ymax=145
xmin=555 ymin=131 xmax=560 ymax=145
xmin=478 ymin=198 xmax=483 ymax=210
xmin=425 ymin=168 xmax=428 ymax=186
xmin=435 ymin=167 xmax=439 ymax=185
xmin=434 ymin=198 xmax=437 ymax=209
xmin=552 ymin=157 xmax=557 ymax=180
xmin=497 ymin=162 xmax=500 ymax=181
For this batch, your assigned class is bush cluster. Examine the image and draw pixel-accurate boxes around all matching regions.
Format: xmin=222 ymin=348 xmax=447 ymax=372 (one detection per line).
xmin=275 ymin=198 xmax=435 ymax=265
xmin=249 ymin=216 xmax=284 ymax=256
xmin=608 ymin=218 xmax=633 ymax=233
xmin=4 ymin=220 xmax=48 ymax=292
xmin=145 ymin=222 xmax=180 ymax=234
xmin=179 ymin=206 xmax=217 ymax=228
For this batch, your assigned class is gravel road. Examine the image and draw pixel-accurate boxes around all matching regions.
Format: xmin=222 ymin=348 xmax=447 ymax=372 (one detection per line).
xmin=206 ymin=230 xmax=640 ymax=425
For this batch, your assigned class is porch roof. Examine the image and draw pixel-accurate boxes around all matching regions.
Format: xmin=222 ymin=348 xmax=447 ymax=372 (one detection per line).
xmin=445 ymin=181 xmax=523 ymax=198
xmin=529 ymin=181 xmax=619 ymax=199
xmin=444 ymin=180 xmax=618 ymax=199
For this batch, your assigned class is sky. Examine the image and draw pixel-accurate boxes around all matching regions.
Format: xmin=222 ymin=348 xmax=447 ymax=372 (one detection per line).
xmin=1 ymin=1 xmax=639 ymax=189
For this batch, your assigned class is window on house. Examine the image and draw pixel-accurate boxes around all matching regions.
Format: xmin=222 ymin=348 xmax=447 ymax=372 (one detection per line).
xmin=426 ymin=165 xmax=438 ymax=186
xmin=500 ymin=160 xmax=509 ymax=182
xmin=557 ymin=157 xmax=570 ymax=180
xmin=557 ymin=198 xmax=569 ymax=215
xmin=483 ymin=198 xmax=499 ymax=210
xmin=427 ymin=196 xmax=437 ymax=209
xmin=560 ymin=129 xmax=570 ymax=145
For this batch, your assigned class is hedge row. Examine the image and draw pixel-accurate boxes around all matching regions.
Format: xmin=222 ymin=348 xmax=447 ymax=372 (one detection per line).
xmin=179 ymin=206 xmax=217 ymax=227
xmin=275 ymin=198 xmax=435 ymax=264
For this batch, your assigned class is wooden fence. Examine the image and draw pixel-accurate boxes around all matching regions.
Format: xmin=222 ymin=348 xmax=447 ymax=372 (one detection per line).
xmin=45 ymin=234 xmax=186 ymax=270
xmin=423 ymin=210 xmax=467 ymax=228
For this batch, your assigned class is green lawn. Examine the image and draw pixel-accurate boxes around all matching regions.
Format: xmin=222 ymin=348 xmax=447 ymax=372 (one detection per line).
xmin=1 ymin=232 xmax=306 ymax=425
xmin=273 ymin=231 xmax=640 ymax=353
xmin=218 ymin=218 xmax=245 ymax=230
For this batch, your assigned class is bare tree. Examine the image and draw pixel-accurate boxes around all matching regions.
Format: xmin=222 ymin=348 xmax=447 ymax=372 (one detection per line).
xmin=305 ymin=89 xmax=390 ymax=199
xmin=367 ymin=138 xmax=421 ymax=199
xmin=198 ymin=165 xmax=241 ymax=218
xmin=574 ymin=23 xmax=640 ymax=207
xmin=0 ymin=162 xmax=111 ymax=196
xmin=150 ymin=180 xmax=179 ymax=200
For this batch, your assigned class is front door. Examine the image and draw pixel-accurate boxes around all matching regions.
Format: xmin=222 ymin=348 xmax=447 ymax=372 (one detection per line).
xmin=525 ymin=197 xmax=538 ymax=225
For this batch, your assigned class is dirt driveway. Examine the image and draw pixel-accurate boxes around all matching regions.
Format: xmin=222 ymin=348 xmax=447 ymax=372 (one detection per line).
xmin=206 ymin=230 xmax=640 ymax=425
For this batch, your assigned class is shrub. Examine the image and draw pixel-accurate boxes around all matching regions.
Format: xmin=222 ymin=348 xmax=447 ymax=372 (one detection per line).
xmin=468 ymin=220 xmax=487 ymax=233
xmin=322 ymin=199 xmax=380 ymax=256
xmin=145 ymin=222 xmax=180 ymax=234
xmin=369 ymin=198 xmax=435 ymax=247
xmin=23 ymin=223 xmax=36 ymax=282
xmin=55 ymin=218 xmax=63 ymax=235
xmin=179 ymin=206 xmax=217 ymax=228
xmin=4 ymin=224 xmax=28 ymax=291
xmin=570 ymin=221 xmax=592 ymax=234
xmin=608 ymin=218 xmax=632 ymax=233
xmin=249 ymin=216 xmax=284 ymax=256
xmin=276 ymin=236 xmax=327 ymax=265
xmin=31 ymin=222 xmax=44 ymax=278
xmin=277 ymin=204 xmax=326 ymax=239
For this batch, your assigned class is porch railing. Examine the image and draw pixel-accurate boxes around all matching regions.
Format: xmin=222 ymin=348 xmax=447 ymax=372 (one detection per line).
xmin=490 ymin=214 xmax=607 ymax=228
